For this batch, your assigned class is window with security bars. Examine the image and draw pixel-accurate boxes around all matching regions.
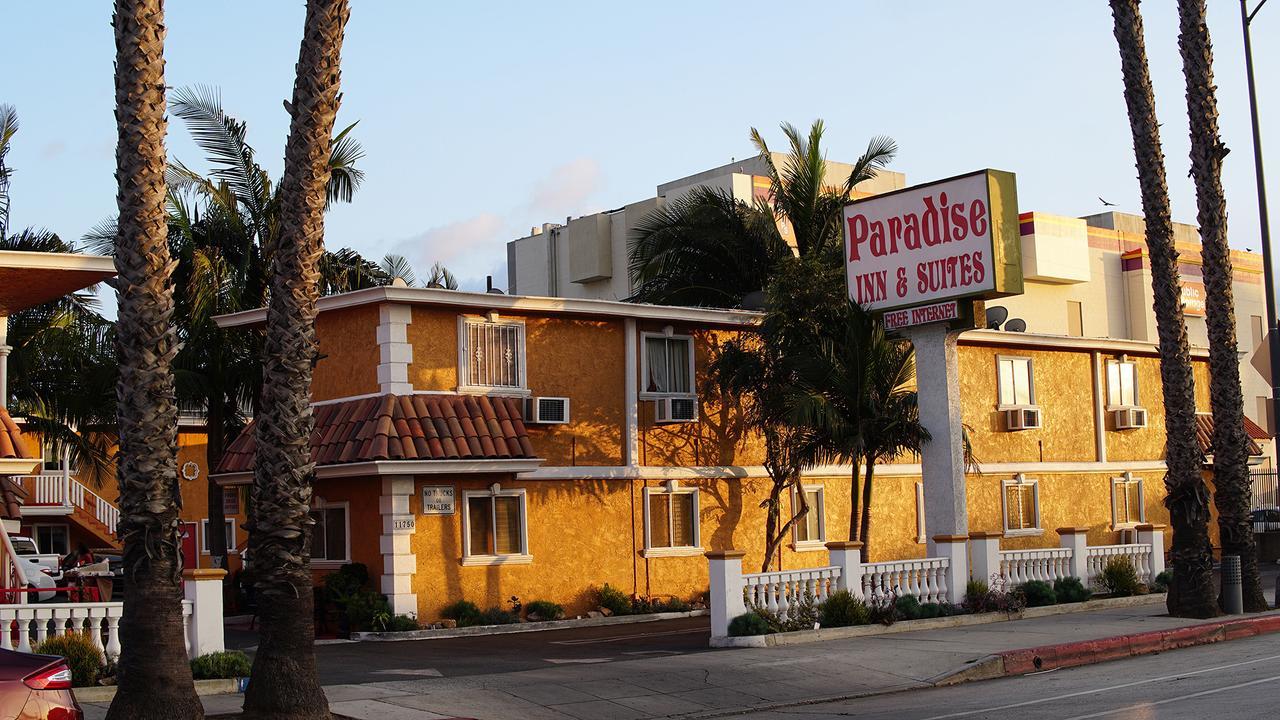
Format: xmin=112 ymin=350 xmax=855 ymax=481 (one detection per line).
xmin=1112 ymin=475 xmax=1144 ymax=527
xmin=1002 ymin=476 xmax=1040 ymax=534
xmin=643 ymin=335 xmax=693 ymax=395
xmin=646 ymin=489 xmax=698 ymax=549
xmin=466 ymin=493 xmax=525 ymax=557
xmin=793 ymin=487 xmax=824 ymax=546
xmin=1106 ymin=360 xmax=1139 ymax=408
xmin=462 ymin=320 xmax=525 ymax=390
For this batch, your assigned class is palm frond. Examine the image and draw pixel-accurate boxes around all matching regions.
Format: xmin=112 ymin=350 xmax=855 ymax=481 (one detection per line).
xmin=841 ymin=135 xmax=899 ymax=196
xmin=327 ymin=121 xmax=366 ymax=207
xmin=379 ymin=254 xmax=419 ymax=286
xmin=425 ymin=261 xmax=458 ymax=290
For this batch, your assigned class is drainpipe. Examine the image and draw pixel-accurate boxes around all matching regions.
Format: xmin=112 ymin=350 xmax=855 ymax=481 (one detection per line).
xmin=0 ymin=315 xmax=9 ymax=410
xmin=1092 ymin=351 xmax=1108 ymax=463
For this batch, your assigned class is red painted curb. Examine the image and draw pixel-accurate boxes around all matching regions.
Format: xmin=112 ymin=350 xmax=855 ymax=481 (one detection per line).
xmin=999 ymin=613 xmax=1280 ymax=676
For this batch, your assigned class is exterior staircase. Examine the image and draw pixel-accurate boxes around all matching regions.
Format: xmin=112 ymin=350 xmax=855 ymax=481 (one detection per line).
xmin=14 ymin=472 xmax=121 ymax=548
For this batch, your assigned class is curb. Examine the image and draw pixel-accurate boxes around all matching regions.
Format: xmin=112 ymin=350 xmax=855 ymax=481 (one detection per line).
xmin=711 ymin=594 xmax=1165 ymax=648
xmin=74 ymin=677 xmax=242 ymax=704
xmin=352 ymin=609 xmax=708 ymax=641
xmin=935 ymin=610 xmax=1280 ymax=685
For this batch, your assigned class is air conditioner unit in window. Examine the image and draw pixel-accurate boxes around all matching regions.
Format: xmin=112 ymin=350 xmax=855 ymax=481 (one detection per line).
xmin=524 ymin=397 xmax=570 ymax=424
xmin=655 ymin=396 xmax=698 ymax=424
xmin=1114 ymin=407 xmax=1148 ymax=429
xmin=1004 ymin=407 xmax=1042 ymax=431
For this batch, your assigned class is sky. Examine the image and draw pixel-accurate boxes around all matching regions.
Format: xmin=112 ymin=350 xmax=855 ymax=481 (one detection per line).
xmin=3 ymin=2 xmax=1277 ymax=303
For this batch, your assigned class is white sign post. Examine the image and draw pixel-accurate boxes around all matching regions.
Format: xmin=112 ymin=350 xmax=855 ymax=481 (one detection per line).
xmin=844 ymin=170 xmax=1021 ymax=552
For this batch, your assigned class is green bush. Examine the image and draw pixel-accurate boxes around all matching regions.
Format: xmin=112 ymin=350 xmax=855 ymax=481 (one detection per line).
xmin=1018 ymin=580 xmax=1057 ymax=607
xmin=190 ymin=651 xmax=252 ymax=680
xmin=819 ymin=590 xmax=869 ymax=628
xmin=1152 ymin=570 xmax=1173 ymax=594
xmin=322 ymin=563 xmax=370 ymax=601
xmin=1054 ymin=576 xmax=1093 ymax=603
xmin=34 ymin=633 xmax=103 ymax=688
xmin=597 ymin=583 xmax=633 ymax=616
xmin=963 ymin=580 xmax=990 ymax=611
xmin=525 ymin=600 xmax=564 ymax=621
xmin=441 ymin=599 xmax=483 ymax=626
xmin=479 ymin=607 xmax=520 ymax=625
xmin=634 ymin=596 xmax=692 ymax=614
xmin=374 ymin=614 xmax=420 ymax=632
xmin=340 ymin=589 xmax=391 ymax=632
xmin=728 ymin=612 xmax=772 ymax=637
xmin=919 ymin=602 xmax=943 ymax=619
xmin=894 ymin=595 xmax=923 ymax=621
xmin=868 ymin=596 xmax=897 ymax=626
xmin=1100 ymin=557 xmax=1143 ymax=597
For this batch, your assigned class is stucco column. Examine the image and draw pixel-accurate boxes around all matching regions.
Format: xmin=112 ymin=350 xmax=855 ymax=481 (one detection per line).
xmin=705 ymin=549 xmax=745 ymax=639
xmin=377 ymin=304 xmax=414 ymax=395
xmin=379 ymin=475 xmax=418 ymax=616
xmin=0 ymin=315 xmax=10 ymax=410
xmin=1057 ymin=526 xmax=1091 ymax=581
xmin=932 ymin=534 xmax=969 ymax=604
xmin=825 ymin=541 xmax=864 ymax=598
xmin=900 ymin=323 xmax=968 ymax=554
xmin=968 ymin=531 xmax=1003 ymax=586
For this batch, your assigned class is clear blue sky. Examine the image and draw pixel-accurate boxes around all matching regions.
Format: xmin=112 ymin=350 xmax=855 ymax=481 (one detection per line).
xmin=4 ymin=2 xmax=1277 ymax=297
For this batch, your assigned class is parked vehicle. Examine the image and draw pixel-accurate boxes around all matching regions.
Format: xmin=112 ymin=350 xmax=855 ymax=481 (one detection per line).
xmin=6 ymin=536 xmax=58 ymax=602
xmin=0 ymin=648 xmax=83 ymax=719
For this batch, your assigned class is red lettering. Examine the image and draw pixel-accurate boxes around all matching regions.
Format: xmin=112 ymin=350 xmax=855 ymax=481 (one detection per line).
xmin=973 ymin=251 xmax=986 ymax=284
xmin=970 ymin=199 xmax=988 ymax=237
xmin=950 ymin=203 xmax=968 ymax=241
xmin=848 ymin=215 xmax=868 ymax=261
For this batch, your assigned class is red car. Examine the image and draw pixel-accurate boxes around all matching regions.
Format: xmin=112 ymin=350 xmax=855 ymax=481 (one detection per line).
xmin=0 ymin=648 xmax=81 ymax=720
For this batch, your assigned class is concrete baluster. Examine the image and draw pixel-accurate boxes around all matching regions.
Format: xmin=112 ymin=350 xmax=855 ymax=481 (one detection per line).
xmin=706 ymin=550 xmax=746 ymax=640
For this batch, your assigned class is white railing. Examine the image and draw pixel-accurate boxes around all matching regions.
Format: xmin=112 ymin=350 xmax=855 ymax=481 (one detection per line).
xmin=742 ymin=566 xmax=840 ymax=623
xmin=15 ymin=472 xmax=120 ymax=534
xmin=859 ymin=558 xmax=950 ymax=605
xmin=1086 ymin=543 xmax=1155 ymax=586
xmin=0 ymin=600 xmax=194 ymax=658
xmin=21 ymin=473 xmax=69 ymax=505
xmin=999 ymin=548 xmax=1072 ymax=585
xmin=93 ymin=495 xmax=120 ymax=533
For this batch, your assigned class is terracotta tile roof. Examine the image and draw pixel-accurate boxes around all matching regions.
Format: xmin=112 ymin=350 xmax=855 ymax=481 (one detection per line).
xmin=0 ymin=408 xmax=35 ymax=460
xmin=215 ymin=394 xmax=535 ymax=474
xmin=0 ymin=478 xmax=26 ymax=520
xmin=1194 ymin=413 xmax=1264 ymax=458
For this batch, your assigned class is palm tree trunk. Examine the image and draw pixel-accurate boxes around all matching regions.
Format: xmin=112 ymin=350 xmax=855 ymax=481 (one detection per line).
xmin=243 ymin=1 xmax=348 ymax=717
xmin=848 ymin=463 xmax=861 ymax=542
xmin=1176 ymin=0 xmax=1269 ymax=613
xmin=760 ymin=477 xmax=783 ymax=573
xmin=1110 ymin=0 xmax=1218 ymax=618
xmin=858 ymin=455 xmax=875 ymax=562
xmin=206 ymin=386 xmax=228 ymax=567
xmin=105 ymin=1 xmax=203 ymax=718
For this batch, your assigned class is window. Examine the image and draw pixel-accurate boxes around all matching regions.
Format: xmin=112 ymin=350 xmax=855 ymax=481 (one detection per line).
xmin=642 ymin=332 xmax=694 ymax=396
xmin=41 ymin=444 xmax=63 ymax=473
xmin=200 ymin=518 xmax=237 ymax=554
xmin=34 ymin=525 xmax=69 ymax=556
xmin=792 ymin=486 xmax=825 ymax=550
xmin=459 ymin=317 xmax=526 ymax=391
xmin=462 ymin=485 xmax=530 ymax=565
xmin=997 ymin=356 xmax=1035 ymax=408
xmin=1106 ymin=359 xmax=1139 ymax=408
xmin=1111 ymin=473 xmax=1144 ymax=528
xmin=1001 ymin=475 xmax=1041 ymax=536
xmin=1067 ymin=301 xmax=1083 ymax=337
xmin=309 ymin=502 xmax=349 ymax=565
xmin=643 ymin=481 xmax=700 ymax=556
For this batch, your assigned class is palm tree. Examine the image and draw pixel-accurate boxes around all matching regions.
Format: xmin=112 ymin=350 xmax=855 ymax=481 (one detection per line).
xmin=424 ymin=260 xmax=459 ymax=289
xmin=1176 ymin=0 xmax=1268 ymax=612
xmin=1110 ymin=0 xmax=1217 ymax=618
xmin=105 ymin=1 xmax=203 ymax=718
xmin=0 ymin=104 xmax=18 ymax=238
xmin=243 ymin=0 xmax=348 ymax=716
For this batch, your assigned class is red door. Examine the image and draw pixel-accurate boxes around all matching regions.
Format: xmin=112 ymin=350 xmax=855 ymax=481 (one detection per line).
xmin=180 ymin=522 xmax=198 ymax=569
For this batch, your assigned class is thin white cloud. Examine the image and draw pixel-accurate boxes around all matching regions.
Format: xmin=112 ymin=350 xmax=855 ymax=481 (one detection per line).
xmin=529 ymin=157 xmax=603 ymax=213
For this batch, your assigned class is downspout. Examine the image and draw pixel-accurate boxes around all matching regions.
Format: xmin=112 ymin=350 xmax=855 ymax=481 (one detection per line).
xmin=0 ymin=315 xmax=9 ymax=410
xmin=1092 ymin=351 xmax=1108 ymax=463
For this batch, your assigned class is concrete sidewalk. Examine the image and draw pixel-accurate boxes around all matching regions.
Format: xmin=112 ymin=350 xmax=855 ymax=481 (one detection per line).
xmin=81 ymin=595 xmax=1280 ymax=720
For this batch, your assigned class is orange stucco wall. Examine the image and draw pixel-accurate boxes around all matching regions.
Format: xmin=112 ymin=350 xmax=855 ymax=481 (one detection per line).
xmin=313 ymin=304 xmax=381 ymax=402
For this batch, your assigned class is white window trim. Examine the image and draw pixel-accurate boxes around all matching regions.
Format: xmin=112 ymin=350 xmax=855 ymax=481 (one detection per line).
xmin=1105 ymin=358 xmax=1141 ymax=411
xmin=1001 ymin=474 xmax=1042 ymax=537
xmin=790 ymin=484 xmax=826 ymax=552
xmin=461 ymin=485 xmax=532 ymax=566
xmin=639 ymin=331 xmax=697 ymax=401
xmin=1111 ymin=472 xmax=1145 ymax=529
xmin=32 ymin=523 xmax=70 ymax=555
xmin=641 ymin=480 xmax=702 ymax=557
xmin=200 ymin=518 xmax=239 ymax=555
xmin=310 ymin=500 xmax=351 ymax=569
xmin=995 ymin=354 xmax=1038 ymax=410
xmin=456 ymin=315 xmax=530 ymax=397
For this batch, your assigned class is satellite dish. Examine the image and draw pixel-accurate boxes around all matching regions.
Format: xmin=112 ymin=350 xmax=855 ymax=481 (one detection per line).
xmin=986 ymin=305 xmax=1009 ymax=330
xmin=1005 ymin=318 xmax=1027 ymax=333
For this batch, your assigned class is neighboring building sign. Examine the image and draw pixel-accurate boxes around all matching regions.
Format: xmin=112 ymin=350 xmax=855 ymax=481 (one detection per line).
xmin=222 ymin=486 xmax=240 ymax=516
xmin=843 ymin=169 xmax=1022 ymax=315
xmin=421 ymin=485 xmax=456 ymax=515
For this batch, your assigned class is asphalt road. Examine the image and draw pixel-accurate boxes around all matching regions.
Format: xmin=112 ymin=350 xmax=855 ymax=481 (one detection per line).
xmin=735 ymin=633 xmax=1280 ymax=719
xmin=308 ymin=615 xmax=713 ymax=685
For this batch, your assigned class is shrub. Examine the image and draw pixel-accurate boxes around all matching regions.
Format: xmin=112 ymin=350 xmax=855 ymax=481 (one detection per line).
xmin=894 ymin=595 xmax=923 ymax=621
xmin=919 ymin=602 xmax=943 ymax=619
xmin=963 ymin=580 xmax=990 ymax=611
xmin=441 ymin=599 xmax=483 ymax=627
xmin=340 ymin=589 xmax=391 ymax=632
xmin=819 ymin=590 xmax=869 ymax=628
xmin=190 ymin=650 xmax=252 ymax=680
xmin=479 ymin=607 xmax=520 ymax=625
xmin=1054 ymin=576 xmax=1093 ymax=603
xmin=868 ymin=595 xmax=897 ymax=626
xmin=1152 ymin=570 xmax=1173 ymax=594
xmin=964 ymin=578 xmax=1025 ymax=614
xmin=1019 ymin=580 xmax=1057 ymax=607
xmin=525 ymin=600 xmax=564 ymax=621
xmin=34 ymin=633 xmax=103 ymax=688
xmin=1100 ymin=557 xmax=1143 ymax=597
xmin=597 ymin=584 xmax=632 ymax=616
xmin=322 ymin=563 xmax=370 ymax=601
xmin=374 ymin=614 xmax=421 ymax=632
xmin=728 ymin=612 xmax=772 ymax=637
xmin=636 ymin=596 xmax=692 ymax=614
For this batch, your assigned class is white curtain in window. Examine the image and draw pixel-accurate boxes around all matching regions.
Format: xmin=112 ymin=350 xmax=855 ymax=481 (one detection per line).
xmin=668 ymin=338 xmax=691 ymax=394
xmin=646 ymin=337 xmax=670 ymax=393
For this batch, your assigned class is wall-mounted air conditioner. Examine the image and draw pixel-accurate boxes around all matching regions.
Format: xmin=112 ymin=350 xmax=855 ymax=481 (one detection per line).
xmin=1114 ymin=407 xmax=1148 ymax=430
xmin=655 ymin=396 xmax=698 ymax=424
xmin=525 ymin=397 xmax=570 ymax=424
xmin=1004 ymin=407 xmax=1042 ymax=431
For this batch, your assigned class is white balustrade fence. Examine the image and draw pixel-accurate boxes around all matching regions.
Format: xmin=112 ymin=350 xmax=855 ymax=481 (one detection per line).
xmin=742 ymin=566 xmax=840 ymax=623
xmin=859 ymin=558 xmax=950 ymax=605
xmin=999 ymin=548 xmax=1072 ymax=585
xmin=15 ymin=472 xmax=121 ymax=534
xmin=1086 ymin=543 xmax=1155 ymax=587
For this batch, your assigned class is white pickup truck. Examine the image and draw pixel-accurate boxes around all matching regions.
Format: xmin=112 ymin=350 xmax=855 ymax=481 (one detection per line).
xmin=7 ymin=535 xmax=60 ymax=601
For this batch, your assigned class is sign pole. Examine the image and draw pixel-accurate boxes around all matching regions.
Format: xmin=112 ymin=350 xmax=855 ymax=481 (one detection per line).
xmin=899 ymin=322 xmax=969 ymax=554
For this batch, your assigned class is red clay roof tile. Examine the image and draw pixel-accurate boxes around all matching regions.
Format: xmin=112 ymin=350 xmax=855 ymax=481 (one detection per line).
xmin=1194 ymin=413 xmax=1264 ymax=457
xmin=0 ymin=409 xmax=34 ymax=460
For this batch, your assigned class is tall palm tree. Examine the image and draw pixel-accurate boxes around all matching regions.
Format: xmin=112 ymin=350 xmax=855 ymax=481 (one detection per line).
xmin=243 ymin=0 xmax=348 ymax=716
xmin=0 ymin=104 xmax=18 ymax=238
xmin=1110 ymin=0 xmax=1217 ymax=618
xmin=1176 ymin=0 xmax=1268 ymax=612
xmin=105 ymin=1 xmax=203 ymax=718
